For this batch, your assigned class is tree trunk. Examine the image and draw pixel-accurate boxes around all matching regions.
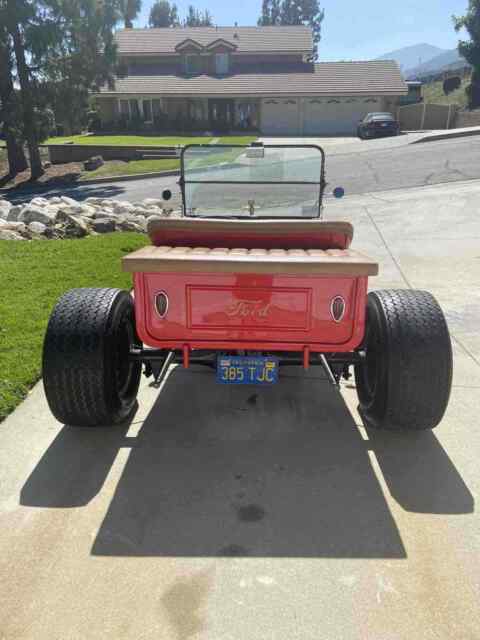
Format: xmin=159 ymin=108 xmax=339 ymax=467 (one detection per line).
xmin=9 ymin=21 xmax=44 ymax=179
xmin=0 ymin=38 xmax=28 ymax=176
xmin=5 ymin=130 xmax=28 ymax=176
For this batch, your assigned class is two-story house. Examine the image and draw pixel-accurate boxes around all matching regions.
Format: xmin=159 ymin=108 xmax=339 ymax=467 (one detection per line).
xmin=94 ymin=26 xmax=407 ymax=136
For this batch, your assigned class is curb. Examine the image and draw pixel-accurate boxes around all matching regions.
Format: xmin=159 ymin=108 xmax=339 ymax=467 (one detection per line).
xmin=78 ymin=169 xmax=180 ymax=184
xmin=412 ymin=129 xmax=480 ymax=144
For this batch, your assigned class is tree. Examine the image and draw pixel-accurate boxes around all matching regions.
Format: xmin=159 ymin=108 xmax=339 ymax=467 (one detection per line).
xmin=0 ymin=0 xmax=121 ymax=180
xmin=0 ymin=29 xmax=28 ymax=177
xmin=258 ymin=0 xmax=281 ymax=25
xmin=454 ymin=0 xmax=480 ymax=108
xmin=149 ymin=0 xmax=179 ymax=27
xmin=119 ymin=0 xmax=142 ymax=29
xmin=4 ymin=0 xmax=45 ymax=178
xmin=258 ymin=0 xmax=324 ymax=60
xmin=184 ymin=6 xmax=213 ymax=27
xmin=42 ymin=0 xmax=120 ymax=135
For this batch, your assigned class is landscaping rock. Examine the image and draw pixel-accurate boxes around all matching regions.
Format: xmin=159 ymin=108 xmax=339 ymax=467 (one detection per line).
xmin=6 ymin=205 xmax=23 ymax=222
xmin=60 ymin=196 xmax=78 ymax=206
xmin=63 ymin=213 xmax=90 ymax=238
xmin=143 ymin=198 xmax=164 ymax=207
xmin=28 ymin=221 xmax=48 ymax=235
xmin=83 ymin=156 xmax=104 ymax=171
xmin=0 ymin=200 xmax=11 ymax=219
xmin=0 ymin=229 xmax=25 ymax=241
xmin=18 ymin=205 xmax=57 ymax=226
xmin=30 ymin=197 xmax=50 ymax=208
xmin=92 ymin=218 xmax=116 ymax=233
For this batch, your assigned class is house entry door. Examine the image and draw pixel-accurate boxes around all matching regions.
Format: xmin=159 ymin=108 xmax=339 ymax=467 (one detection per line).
xmin=208 ymin=99 xmax=235 ymax=130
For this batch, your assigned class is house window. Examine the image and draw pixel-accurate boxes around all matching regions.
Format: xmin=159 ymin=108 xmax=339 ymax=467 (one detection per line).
xmin=185 ymin=55 xmax=203 ymax=75
xmin=152 ymin=99 xmax=162 ymax=117
xmin=215 ymin=53 xmax=229 ymax=75
xmin=119 ymin=100 xmax=129 ymax=116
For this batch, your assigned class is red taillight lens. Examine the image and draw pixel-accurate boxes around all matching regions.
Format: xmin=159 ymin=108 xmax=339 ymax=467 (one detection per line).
xmin=331 ymin=296 xmax=346 ymax=322
xmin=155 ymin=292 xmax=169 ymax=318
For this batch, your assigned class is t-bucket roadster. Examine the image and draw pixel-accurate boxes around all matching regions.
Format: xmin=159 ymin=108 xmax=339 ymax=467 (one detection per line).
xmin=43 ymin=143 xmax=452 ymax=431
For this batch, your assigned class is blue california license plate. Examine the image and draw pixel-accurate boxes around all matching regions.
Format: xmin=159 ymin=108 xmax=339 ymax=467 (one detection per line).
xmin=216 ymin=356 xmax=279 ymax=385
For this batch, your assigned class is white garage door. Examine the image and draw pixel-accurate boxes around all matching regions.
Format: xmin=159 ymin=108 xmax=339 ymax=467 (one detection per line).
xmin=304 ymin=98 xmax=381 ymax=135
xmin=262 ymin=99 xmax=300 ymax=135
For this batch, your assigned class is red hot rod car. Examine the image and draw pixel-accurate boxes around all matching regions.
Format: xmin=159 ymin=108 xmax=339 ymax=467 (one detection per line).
xmin=43 ymin=144 xmax=452 ymax=431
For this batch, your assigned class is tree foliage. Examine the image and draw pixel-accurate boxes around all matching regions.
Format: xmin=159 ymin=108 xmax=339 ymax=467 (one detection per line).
xmin=184 ymin=6 xmax=213 ymax=27
xmin=258 ymin=0 xmax=324 ymax=60
xmin=149 ymin=0 xmax=179 ymax=27
xmin=443 ymin=76 xmax=461 ymax=95
xmin=453 ymin=0 xmax=480 ymax=108
xmin=0 ymin=0 xmax=121 ymax=180
xmin=119 ymin=0 xmax=142 ymax=29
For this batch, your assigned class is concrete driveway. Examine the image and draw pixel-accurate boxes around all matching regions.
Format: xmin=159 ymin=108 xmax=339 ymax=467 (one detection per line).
xmin=0 ymin=180 xmax=479 ymax=639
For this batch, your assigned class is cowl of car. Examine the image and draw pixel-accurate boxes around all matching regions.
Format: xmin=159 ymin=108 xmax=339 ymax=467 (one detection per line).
xmin=357 ymin=112 xmax=400 ymax=139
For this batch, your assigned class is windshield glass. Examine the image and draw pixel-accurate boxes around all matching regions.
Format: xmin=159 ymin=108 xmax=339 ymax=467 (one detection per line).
xmin=181 ymin=144 xmax=325 ymax=218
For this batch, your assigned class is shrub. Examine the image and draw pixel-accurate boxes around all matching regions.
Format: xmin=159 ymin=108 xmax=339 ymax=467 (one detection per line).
xmin=443 ymin=76 xmax=461 ymax=95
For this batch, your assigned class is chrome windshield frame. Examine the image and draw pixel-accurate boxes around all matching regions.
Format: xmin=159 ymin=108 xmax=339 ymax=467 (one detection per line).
xmin=179 ymin=143 xmax=326 ymax=219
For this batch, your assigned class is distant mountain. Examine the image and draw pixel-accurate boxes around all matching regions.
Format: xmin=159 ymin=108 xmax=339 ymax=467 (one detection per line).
xmin=376 ymin=43 xmax=446 ymax=72
xmin=405 ymin=48 xmax=468 ymax=79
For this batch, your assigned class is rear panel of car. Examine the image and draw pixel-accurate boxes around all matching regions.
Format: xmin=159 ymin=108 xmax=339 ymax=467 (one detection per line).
xmin=132 ymin=271 xmax=368 ymax=353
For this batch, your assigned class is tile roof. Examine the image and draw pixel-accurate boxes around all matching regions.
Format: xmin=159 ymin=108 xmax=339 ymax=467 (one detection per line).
xmin=116 ymin=26 xmax=313 ymax=55
xmin=97 ymin=61 xmax=407 ymax=97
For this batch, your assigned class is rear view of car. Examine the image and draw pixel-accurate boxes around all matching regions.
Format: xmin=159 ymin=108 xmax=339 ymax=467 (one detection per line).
xmin=357 ymin=112 xmax=400 ymax=139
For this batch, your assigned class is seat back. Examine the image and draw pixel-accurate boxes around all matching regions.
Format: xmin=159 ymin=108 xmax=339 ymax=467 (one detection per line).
xmin=147 ymin=217 xmax=353 ymax=250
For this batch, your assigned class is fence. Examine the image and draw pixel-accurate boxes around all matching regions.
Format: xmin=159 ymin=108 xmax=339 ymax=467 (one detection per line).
xmin=397 ymin=103 xmax=457 ymax=131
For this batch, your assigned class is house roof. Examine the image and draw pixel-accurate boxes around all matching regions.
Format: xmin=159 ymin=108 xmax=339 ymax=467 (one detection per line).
xmin=115 ymin=26 xmax=313 ymax=55
xmin=96 ymin=61 xmax=408 ymax=98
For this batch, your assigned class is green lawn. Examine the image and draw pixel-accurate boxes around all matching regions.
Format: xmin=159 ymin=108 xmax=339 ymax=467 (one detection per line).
xmin=80 ymin=158 xmax=180 ymax=180
xmin=45 ymin=134 xmax=214 ymax=146
xmin=0 ymin=233 xmax=149 ymax=421
xmin=422 ymin=78 xmax=469 ymax=109
xmin=45 ymin=134 xmax=257 ymax=146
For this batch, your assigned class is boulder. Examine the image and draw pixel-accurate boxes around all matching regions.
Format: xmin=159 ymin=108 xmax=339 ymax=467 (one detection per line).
xmin=112 ymin=201 xmax=135 ymax=215
xmin=28 ymin=221 xmax=48 ymax=235
xmin=48 ymin=197 xmax=63 ymax=204
xmin=0 ymin=201 xmax=11 ymax=219
xmin=60 ymin=196 xmax=78 ymax=206
xmin=83 ymin=156 xmax=104 ymax=171
xmin=143 ymin=198 xmax=164 ymax=207
xmin=118 ymin=219 xmax=145 ymax=233
xmin=6 ymin=205 xmax=23 ymax=222
xmin=92 ymin=218 xmax=116 ymax=233
xmin=30 ymin=197 xmax=50 ymax=208
xmin=18 ymin=205 xmax=57 ymax=225
xmin=0 ymin=229 xmax=25 ymax=240
xmin=62 ymin=213 xmax=90 ymax=238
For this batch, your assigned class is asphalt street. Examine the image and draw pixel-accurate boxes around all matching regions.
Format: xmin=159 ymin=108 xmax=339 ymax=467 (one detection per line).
xmin=4 ymin=134 xmax=480 ymax=206
xmin=1 ymin=178 xmax=479 ymax=639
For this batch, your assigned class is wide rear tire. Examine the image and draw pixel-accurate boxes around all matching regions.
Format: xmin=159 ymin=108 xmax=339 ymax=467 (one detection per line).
xmin=43 ymin=288 xmax=141 ymax=427
xmin=354 ymin=290 xmax=452 ymax=431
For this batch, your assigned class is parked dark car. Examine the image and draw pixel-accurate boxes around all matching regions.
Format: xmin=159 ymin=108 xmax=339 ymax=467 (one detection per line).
xmin=357 ymin=112 xmax=400 ymax=139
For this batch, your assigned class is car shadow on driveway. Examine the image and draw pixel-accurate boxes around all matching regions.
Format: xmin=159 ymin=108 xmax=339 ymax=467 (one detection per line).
xmin=20 ymin=367 xmax=473 ymax=558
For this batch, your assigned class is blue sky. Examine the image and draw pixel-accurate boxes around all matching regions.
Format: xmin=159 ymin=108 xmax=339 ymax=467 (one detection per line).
xmin=134 ymin=0 xmax=467 ymax=60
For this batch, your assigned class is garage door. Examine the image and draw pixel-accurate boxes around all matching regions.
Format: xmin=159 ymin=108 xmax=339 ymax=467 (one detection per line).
xmin=304 ymin=98 xmax=381 ymax=135
xmin=262 ymin=99 xmax=299 ymax=135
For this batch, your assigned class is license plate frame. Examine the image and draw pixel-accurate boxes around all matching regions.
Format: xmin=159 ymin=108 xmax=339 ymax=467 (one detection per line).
xmin=216 ymin=355 xmax=279 ymax=385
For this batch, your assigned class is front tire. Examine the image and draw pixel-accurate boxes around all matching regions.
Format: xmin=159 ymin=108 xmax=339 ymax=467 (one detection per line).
xmin=355 ymin=290 xmax=452 ymax=431
xmin=43 ymin=288 xmax=141 ymax=427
